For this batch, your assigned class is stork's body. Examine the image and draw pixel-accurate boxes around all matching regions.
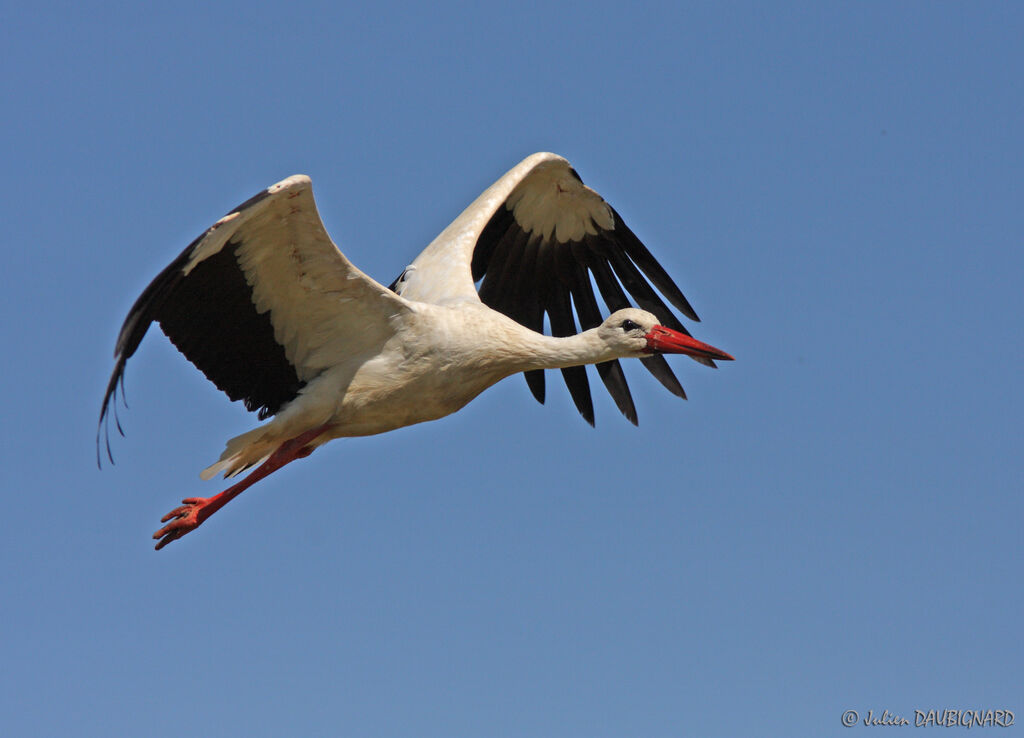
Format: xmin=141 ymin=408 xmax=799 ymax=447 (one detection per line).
xmin=99 ymin=153 xmax=732 ymax=549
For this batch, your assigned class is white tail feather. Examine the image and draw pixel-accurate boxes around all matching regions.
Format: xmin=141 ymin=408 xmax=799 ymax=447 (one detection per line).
xmin=200 ymin=427 xmax=274 ymax=479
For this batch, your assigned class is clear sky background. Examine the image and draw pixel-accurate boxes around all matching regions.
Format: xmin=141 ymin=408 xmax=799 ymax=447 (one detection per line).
xmin=2 ymin=2 xmax=1021 ymax=736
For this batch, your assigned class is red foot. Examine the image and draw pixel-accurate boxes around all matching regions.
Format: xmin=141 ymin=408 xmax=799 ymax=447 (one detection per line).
xmin=150 ymin=423 xmax=332 ymax=550
xmin=153 ymin=497 xmax=214 ymax=550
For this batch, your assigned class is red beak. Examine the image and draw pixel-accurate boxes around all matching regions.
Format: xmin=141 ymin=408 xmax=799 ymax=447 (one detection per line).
xmin=645 ymin=325 xmax=734 ymax=361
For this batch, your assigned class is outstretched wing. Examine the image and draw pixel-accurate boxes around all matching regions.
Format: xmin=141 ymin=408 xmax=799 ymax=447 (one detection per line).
xmin=392 ymin=152 xmax=710 ymax=426
xmin=99 ymin=175 xmax=411 ymax=463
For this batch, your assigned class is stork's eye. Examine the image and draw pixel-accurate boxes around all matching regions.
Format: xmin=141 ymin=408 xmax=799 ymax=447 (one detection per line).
xmin=620 ymin=319 xmax=640 ymax=332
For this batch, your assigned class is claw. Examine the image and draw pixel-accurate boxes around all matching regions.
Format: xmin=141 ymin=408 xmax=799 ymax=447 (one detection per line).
xmin=153 ymin=497 xmax=212 ymax=550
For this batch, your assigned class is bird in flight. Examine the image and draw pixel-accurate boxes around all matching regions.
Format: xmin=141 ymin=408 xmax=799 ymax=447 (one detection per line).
xmin=99 ymin=153 xmax=733 ymax=549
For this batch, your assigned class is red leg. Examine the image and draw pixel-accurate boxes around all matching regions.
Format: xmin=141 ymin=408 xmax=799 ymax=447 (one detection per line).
xmin=152 ymin=424 xmax=330 ymax=550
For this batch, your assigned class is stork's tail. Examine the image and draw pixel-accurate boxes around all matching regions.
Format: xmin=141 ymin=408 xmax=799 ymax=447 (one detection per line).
xmin=200 ymin=427 xmax=274 ymax=480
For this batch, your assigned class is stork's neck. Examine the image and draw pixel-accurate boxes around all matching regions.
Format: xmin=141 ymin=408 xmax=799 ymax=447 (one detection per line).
xmin=429 ymin=304 xmax=627 ymax=377
xmin=519 ymin=329 xmax=618 ymax=371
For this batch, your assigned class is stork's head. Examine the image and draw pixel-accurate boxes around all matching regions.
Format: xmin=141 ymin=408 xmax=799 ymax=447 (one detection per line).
xmin=598 ymin=308 xmax=733 ymax=361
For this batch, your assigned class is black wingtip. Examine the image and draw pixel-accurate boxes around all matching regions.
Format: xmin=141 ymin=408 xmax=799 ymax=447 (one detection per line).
xmin=97 ymin=353 xmax=129 ymax=469
xmin=561 ymin=366 xmax=595 ymax=426
xmin=640 ymin=355 xmax=687 ymax=400
xmin=608 ymin=207 xmax=701 ymax=322
xmin=524 ymin=369 xmax=545 ymax=405
xmin=595 ymin=359 xmax=638 ymax=426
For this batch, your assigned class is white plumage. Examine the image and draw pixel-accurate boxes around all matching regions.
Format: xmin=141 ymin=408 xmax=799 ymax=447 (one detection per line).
xmin=100 ymin=152 xmax=732 ymax=549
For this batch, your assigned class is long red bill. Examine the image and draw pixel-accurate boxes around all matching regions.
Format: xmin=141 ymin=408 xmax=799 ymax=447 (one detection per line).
xmin=645 ymin=325 xmax=734 ymax=361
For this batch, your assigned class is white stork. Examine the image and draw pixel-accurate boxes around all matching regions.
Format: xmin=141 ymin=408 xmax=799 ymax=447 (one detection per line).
xmin=99 ymin=153 xmax=733 ymax=549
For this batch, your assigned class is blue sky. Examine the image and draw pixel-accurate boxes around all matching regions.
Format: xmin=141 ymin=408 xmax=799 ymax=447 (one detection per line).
xmin=3 ymin=2 xmax=1021 ymax=736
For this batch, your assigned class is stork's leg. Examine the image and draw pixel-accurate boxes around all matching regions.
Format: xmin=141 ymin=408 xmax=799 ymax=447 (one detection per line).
xmin=152 ymin=424 xmax=331 ymax=550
